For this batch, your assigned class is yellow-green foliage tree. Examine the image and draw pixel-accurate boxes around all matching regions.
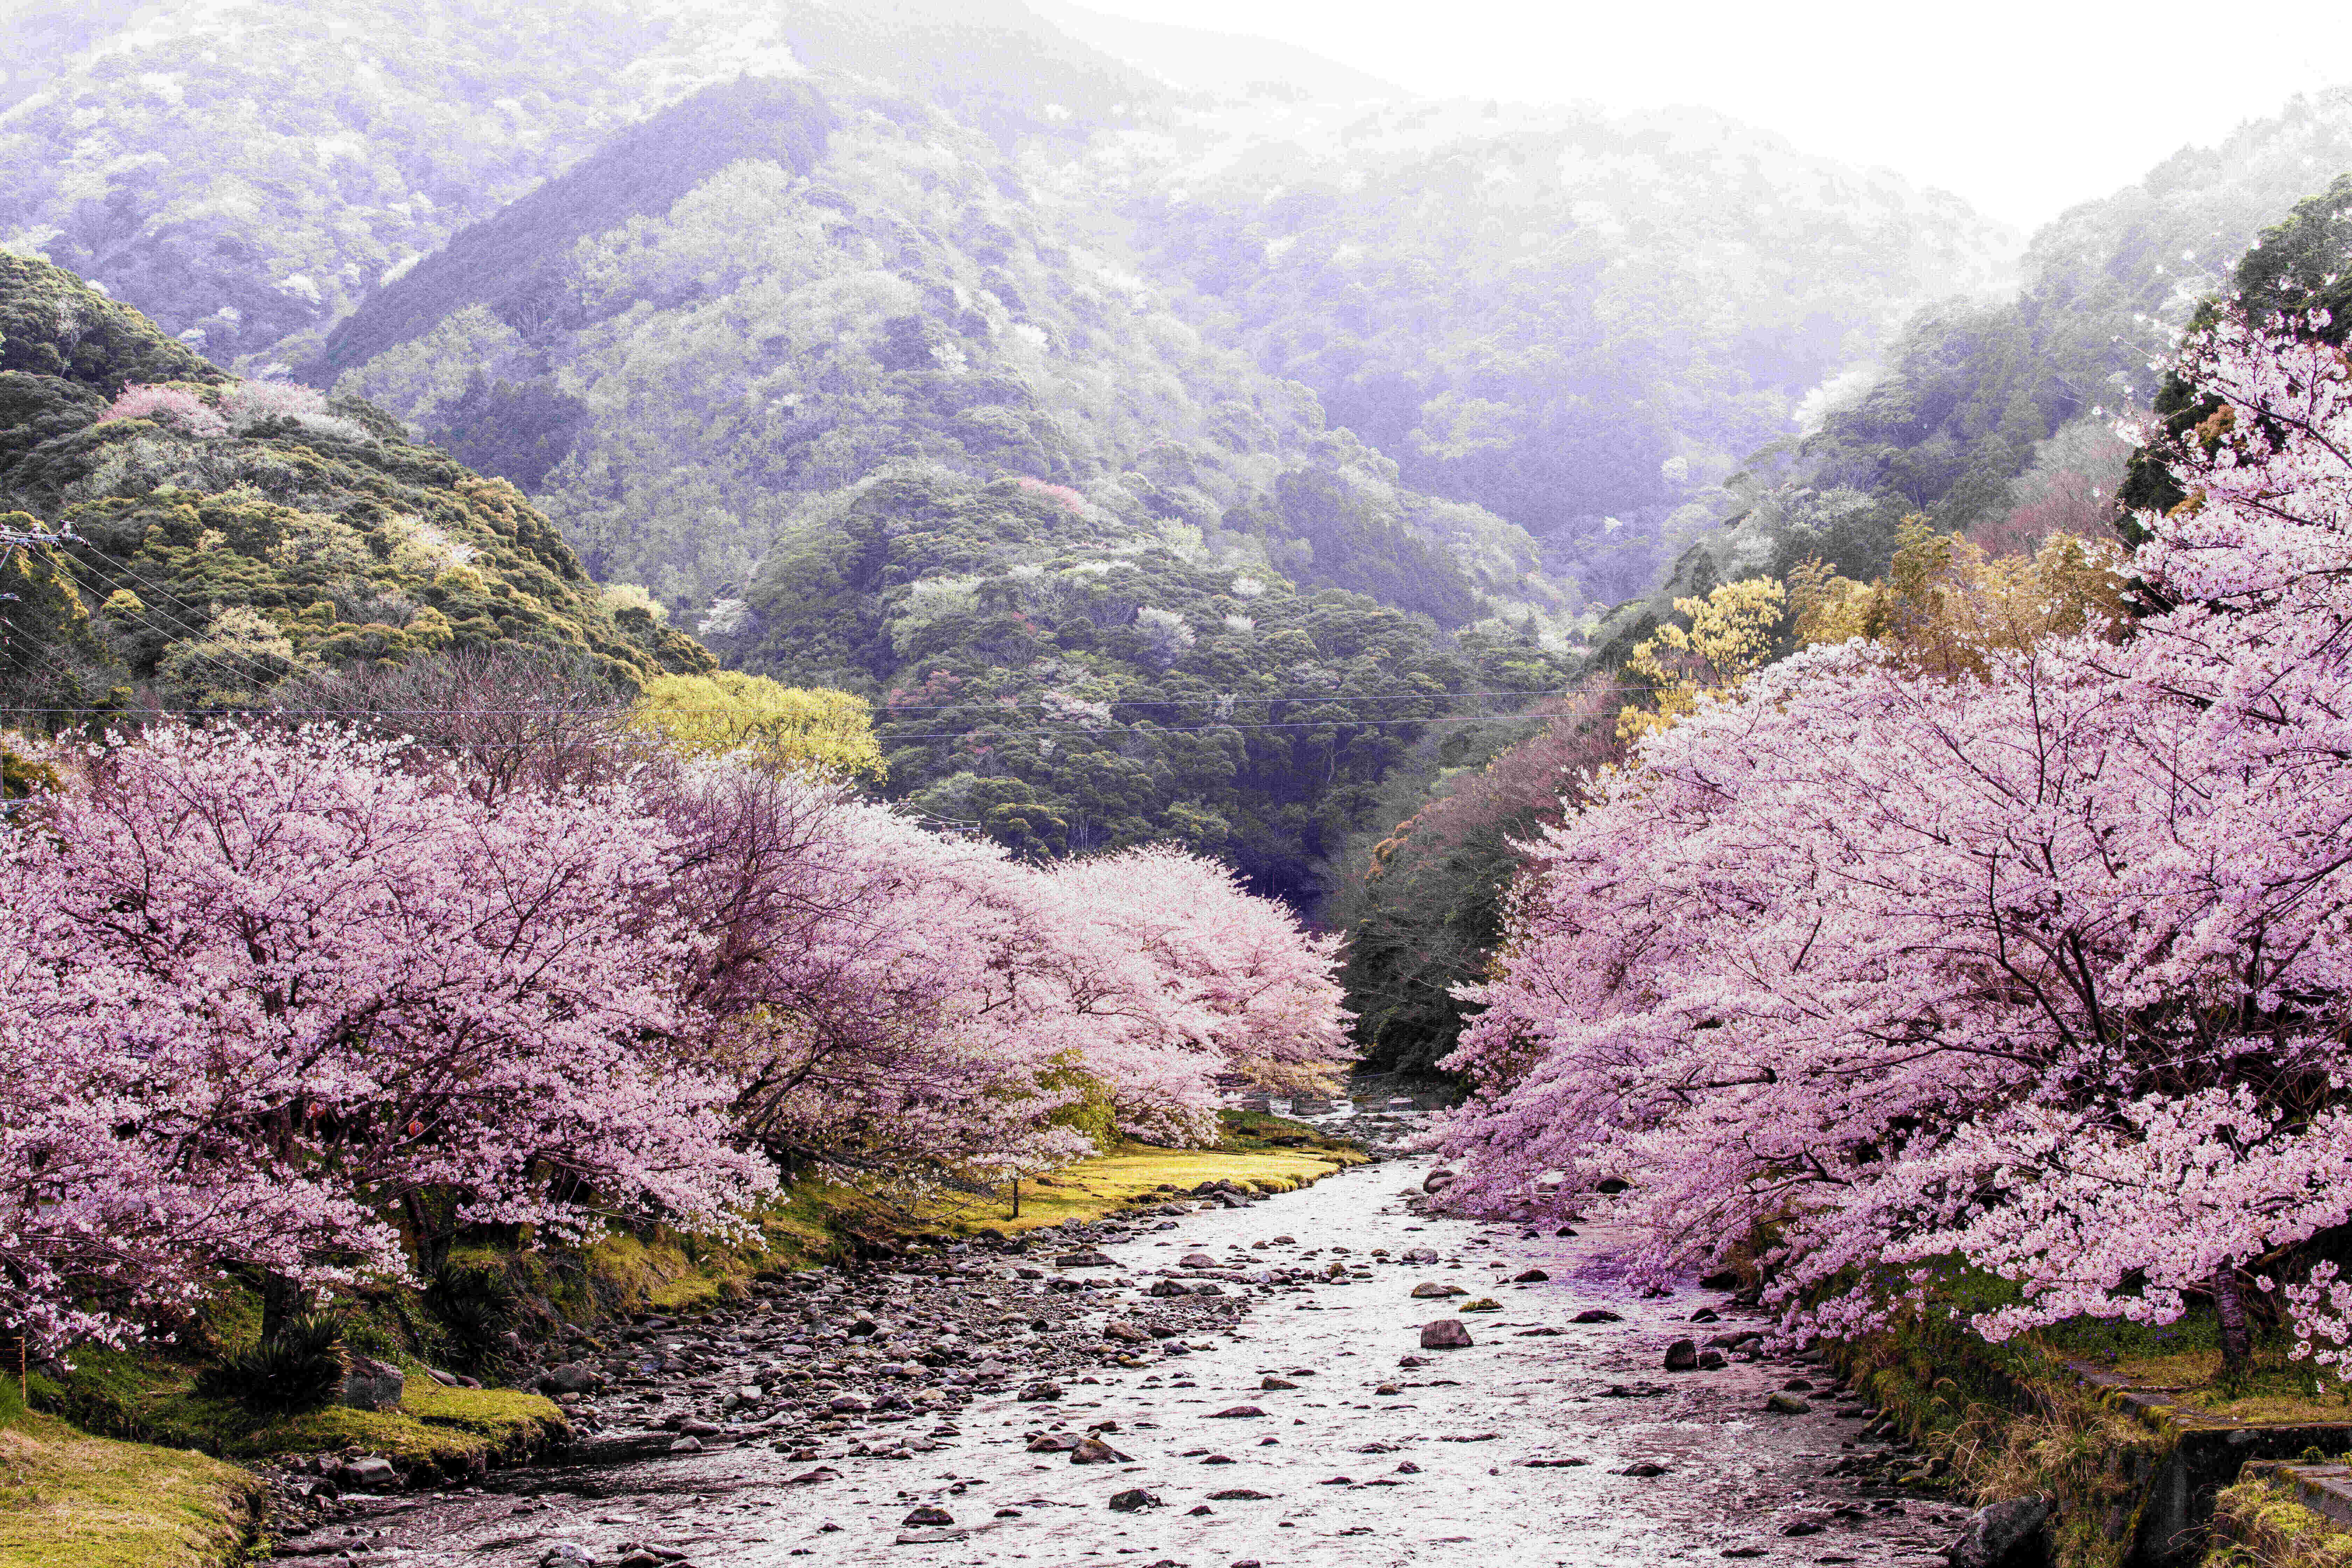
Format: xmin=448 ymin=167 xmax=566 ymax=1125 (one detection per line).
xmin=630 ymin=671 xmax=883 ymax=782
xmin=1617 ymin=577 xmax=1788 ymax=745
xmin=1788 ymin=518 xmax=2126 ymax=677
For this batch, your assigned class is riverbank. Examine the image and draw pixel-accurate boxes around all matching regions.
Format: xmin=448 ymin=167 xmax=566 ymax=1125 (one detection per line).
xmin=251 ymin=1150 xmax=1980 ymax=1566
xmin=0 ymin=1381 xmax=262 ymax=1568
xmin=16 ymin=1112 xmax=1370 ymax=1567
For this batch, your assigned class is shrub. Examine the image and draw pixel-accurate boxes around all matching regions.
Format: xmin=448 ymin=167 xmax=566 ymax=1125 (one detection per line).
xmin=194 ymin=1313 xmax=348 ymax=1415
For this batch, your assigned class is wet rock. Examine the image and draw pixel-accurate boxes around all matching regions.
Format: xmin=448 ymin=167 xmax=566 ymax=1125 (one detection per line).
xmin=1663 ymin=1338 xmax=1699 ymax=1371
xmin=1411 ymin=1282 xmax=1465 ymax=1298
xmin=1017 ymin=1381 xmax=1063 ymax=1402
xmin=337 ymin=1456 xmax=398 ymax=1490
xmin=1071 ymin=1435 xmax=1130 ymax=1464
xmin=1422 ymin=1170 xmax=1456 ymax=1194
xmin=1399 ymin=1247 xmax=1439 ymax=1264
xmin=1945 ymin=1494 xmax=2053 ymax=1568
xmin=902 ymin=1505 xmax=955 ymax=1526
xmin=1375 ymin=1381 xmax=1402 ymax=1395
xmin=1107 ymin=1488 xmax=1161 ymax=1512
xmin=1460 ymin=1297 xmax=1502 ymax=1311
xmin=1617 ymin=1461 xmax=1671 ymax=1476
xmin=1512 ymin=1268 xmax=1550 ymax=1282
xmin=1209 ymin=1404 xmax=1267 ymax=1418
xmin=340 ymin=1355 xmax=404 ymax=1412
xmin=1209 ymin=1488 xmax=1273 ymax=1500
xmin=1180 ymin=1253 xmax=1218 ymax=1268
xmin=1572 ymin=1308 xmax=1622 ymax=1323
xmin=1102 ymin=1321 xmax=1152 ymax=1343
xmin=1696 ymin=1350 xmax=1727 ymax=1370
xmin=1396 ymin=1354 xmax=1432 ymax=1368
xmin=1027 ymin=1433 xmax=1080 ymax=1452
xmin=1699 ymin=1268 xmax=1743 ymax=1289
xmin=668 ymin=1435 xmax=704 ymax=1453
xmin=1260 ymin=1375 xmax=1298 ymax=1390
xmin=1764 ymin=1392 xmax=1812 ymax=1415
xmin=536 ymin=1361 xmax=602 ymax=1396
xmin=1420 ymin=1319 xmax=1473 ymax=1349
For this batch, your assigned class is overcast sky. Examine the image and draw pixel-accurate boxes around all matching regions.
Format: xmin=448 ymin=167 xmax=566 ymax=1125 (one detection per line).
xmin=1073 ymin=0 xmax=2352 ymax=229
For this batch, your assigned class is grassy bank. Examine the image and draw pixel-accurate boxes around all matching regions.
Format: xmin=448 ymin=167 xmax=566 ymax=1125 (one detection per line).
xmin=2205 ymin=1469 xmax=2352 ymax=1567
xmin=24 ymin=1109 xmax=1366 ymax=1564
xmin=0 ymin=1380 xmax=261 ymax=1568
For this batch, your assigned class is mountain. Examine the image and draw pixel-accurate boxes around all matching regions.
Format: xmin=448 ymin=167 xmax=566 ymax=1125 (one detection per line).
xmin=0 ymin=0 xmax=2031 ymax=896
xmin=1792 ymin=86 xmax=2352 ymax=550
xmin=1084 ymin=98 xmax=2017 ymax=602
xmin=0 ymin=254 xmax=708 ymax=714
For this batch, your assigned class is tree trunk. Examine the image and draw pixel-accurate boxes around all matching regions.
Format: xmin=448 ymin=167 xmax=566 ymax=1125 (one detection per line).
xmin=2215 ymin=1264 xmax=2253 ymax=1376
xmin=259 ymin=1269 xmax=307 ymax=1344
xmin=1010 ymin=1179 xmax=1021 ymax=1220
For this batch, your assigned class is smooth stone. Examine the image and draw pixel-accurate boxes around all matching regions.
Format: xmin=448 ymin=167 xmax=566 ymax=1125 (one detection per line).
xmin=1420 ymin=1319 xmax=1473 ymax=1349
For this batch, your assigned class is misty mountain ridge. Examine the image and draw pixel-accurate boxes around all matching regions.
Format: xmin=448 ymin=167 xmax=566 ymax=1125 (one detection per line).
xmin=5 ymin=0 xmax=2350 ymax=894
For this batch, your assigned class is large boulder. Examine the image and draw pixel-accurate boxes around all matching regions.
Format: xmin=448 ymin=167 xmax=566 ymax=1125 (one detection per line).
xmin=1420 ymin=1319 xmax=1474 ymax=1349
xmin=340 ymin=1356 xmax=405 ymax=1412
xmin=1945 ymin=1495 xmax=2054 ymax=1568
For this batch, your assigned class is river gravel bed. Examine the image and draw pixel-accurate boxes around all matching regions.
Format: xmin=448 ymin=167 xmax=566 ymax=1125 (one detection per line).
xmin=268 ymin=1152 xmax=1972 ymax=1567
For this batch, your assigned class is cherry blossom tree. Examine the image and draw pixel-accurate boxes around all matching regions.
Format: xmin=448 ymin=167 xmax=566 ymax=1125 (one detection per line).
xmin=0 ymin=723 xmax=769 ymax=1349
xmin=1438 ymin=307 xmax=2352 ymax=1367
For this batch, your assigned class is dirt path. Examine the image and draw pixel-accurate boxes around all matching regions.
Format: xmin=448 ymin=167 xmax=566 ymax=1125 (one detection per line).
xmin=272 ymin=1154 xmax=1970 ymax=1567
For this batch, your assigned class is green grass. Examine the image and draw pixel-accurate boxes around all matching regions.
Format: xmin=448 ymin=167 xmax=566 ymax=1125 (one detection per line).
xmin=37 ymin=1343 xmax=564 ymax=1474
xmin=0 ymin=1380 xmax=260 ymax=1568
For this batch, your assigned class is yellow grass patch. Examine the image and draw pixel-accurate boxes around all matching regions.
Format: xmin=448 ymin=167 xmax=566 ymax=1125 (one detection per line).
xmin=0 ymin=1393 xmax=259 ymax=1568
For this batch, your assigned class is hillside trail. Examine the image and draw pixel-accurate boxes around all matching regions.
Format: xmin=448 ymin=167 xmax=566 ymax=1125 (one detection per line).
xmin=271 ymin=1142 xmax=1969 ymax=1568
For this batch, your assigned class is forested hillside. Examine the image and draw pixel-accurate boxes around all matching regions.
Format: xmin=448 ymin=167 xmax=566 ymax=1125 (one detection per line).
xmin=1790 ymin=87 xmax=2352 ymax=544
xmin=1084 ymin=99 xmax=2015 ymax=601
xmin=0 ymin=254 xmax=708 ymax=715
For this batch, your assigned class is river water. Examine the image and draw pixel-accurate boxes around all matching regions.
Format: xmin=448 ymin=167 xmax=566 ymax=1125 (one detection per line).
xmin=270 ymin=1151 xmax=1972 ymax=1567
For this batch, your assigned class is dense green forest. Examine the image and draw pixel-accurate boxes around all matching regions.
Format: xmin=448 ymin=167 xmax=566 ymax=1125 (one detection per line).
xmin=0 ymin=255 xmax=707 ymax=716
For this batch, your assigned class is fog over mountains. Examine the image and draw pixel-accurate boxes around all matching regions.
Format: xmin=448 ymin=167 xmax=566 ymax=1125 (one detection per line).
xmin=4 ymin=0 xmax=2349 ymax=911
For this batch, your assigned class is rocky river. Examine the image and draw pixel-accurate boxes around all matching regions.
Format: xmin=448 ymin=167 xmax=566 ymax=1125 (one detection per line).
xmin=266 ymin=1133 xmax=1974 ymax=1568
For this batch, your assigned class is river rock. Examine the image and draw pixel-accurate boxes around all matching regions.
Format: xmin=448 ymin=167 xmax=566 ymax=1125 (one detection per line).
xmin=1102 ymin=1321 xmax=1152 ymax=1343
xmin=1411 ymin=1282 xmax=1464 ymax=1298
xmin=1027 ymin=1434 xmax=1080 ymax=1452
xmin=1572 ymin=1308 xmax=1622 ymax=1323
xmin=1420 ymin=1319 xmax=1473 ymax=1349
xmin=1017 ymin=1381 xmax=1063 ymax=1401
xmin=1512 ymin=1268 xmax=1550 ymax=1282
xmin=1260 ymin=1375 xmax=1298 ymax=1390
xmin=1460 ymin=1296 xmax=1502 ymax=1311
xmin=1764 ymin=1392 xmax=1811 ymax=1414
xmin=337 ymin=1456 xmax=398 ymax=1490
xmin=1945 ymin=1494 xmax=2053 ymax=1568
xmin=1663 ymin=1338 xmax=1699 ymax=1371
xmin=1071 ymin=1435 xmax=1129 ymax=1464
xmin=902 ymin=1506 xmax=955 ymax=1526
xmin=1209 ymin=1404 xmax=1267 ymax=1418
xmin=1696 ymin=1350 xmax=1727 ymax=1370
xmin=340 ymin=1355 xmax=404 ymax=1412
xmin=1180 ymin=1252 xmax=1218 ymax=1267
xmin=536 ymin=1361 xmax=601 ymax=1396
xmin=1107 ymin=1488 xmax=1161 ymax=1512
xmin=1422 ymin=1170 xmax=1457 ymax=1194
xmin=1400 ymin=1247 xmax=1439 ymax=1264
xmin=1056 ymin=1250 xmax=1116 ymax=1268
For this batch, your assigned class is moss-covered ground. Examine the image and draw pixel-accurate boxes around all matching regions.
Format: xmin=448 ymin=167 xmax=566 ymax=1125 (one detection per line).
xmin=932 ymin=1112 xmax=1370 ymax=1234
xmin=0 ymin=1379 xmax=261 ymax=1568
xmin=2204 ymin=1473 xmax=2352 ymax=1567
